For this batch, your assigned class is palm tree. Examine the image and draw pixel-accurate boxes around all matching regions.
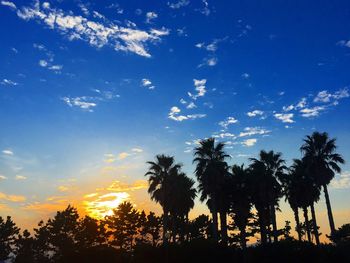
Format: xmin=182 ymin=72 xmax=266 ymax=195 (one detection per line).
xmin=301 ymin=132 xmax=345 ymax=235
xmin=193 ymin=138 xmax=230 ymax=242
xmin=145 ymin=154 xmax=182 ymax=244
xmin=281 ymin=170 xmax=302 ymax=241
xmin=250 ymin=150 xmax=286 ymax=242
xmin=289 ymin=159 xmax=321 ymax=243
xmin=229 ymin=164 xmax=253 ymax=249
xmin=168 ymin=171 xmax=197 ymax=242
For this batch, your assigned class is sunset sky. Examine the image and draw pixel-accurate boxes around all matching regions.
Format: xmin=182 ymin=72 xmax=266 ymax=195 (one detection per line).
xmin=0 ymin=0 xmax=350 ymax=238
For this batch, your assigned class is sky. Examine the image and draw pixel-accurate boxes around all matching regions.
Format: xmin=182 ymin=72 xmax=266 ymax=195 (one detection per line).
xmin=0 ymin=0 xmax=350 ymax=239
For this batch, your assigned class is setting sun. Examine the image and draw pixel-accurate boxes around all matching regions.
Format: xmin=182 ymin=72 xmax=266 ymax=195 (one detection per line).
xmin=84 ymin=192 xmax=130 ymax=219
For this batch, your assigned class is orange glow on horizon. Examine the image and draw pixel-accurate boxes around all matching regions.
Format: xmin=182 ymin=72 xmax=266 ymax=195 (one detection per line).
xmin=83 ymin=192 xmax=130 ymax=219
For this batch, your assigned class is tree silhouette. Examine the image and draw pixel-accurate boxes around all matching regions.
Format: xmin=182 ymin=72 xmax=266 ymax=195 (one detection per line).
xmin=145 ymin=154 xmax=181 ymax=244
xmin=0 ymin=216 xmax=19 ymax=261
xmin=105 ymin=201 xmax=140 ymax=250
xmin=167 ymin=171 xmax=196 ymax=242
xmin=14 ymin=229 xmax=35 ymax=263
xmin=301 ymin=132 xmax=345 ymax=236
xmin=249 ymin=151 xmax=285 ymax=244
xmin=193 ymin=138 xmax=230 ymax=243
xmin=228 ymin=164 xmax=253 ymax=249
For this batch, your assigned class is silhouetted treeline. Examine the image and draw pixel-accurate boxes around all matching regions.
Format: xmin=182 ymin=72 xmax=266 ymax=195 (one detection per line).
xmin=1 ymin=131 xmax=349 ymax=262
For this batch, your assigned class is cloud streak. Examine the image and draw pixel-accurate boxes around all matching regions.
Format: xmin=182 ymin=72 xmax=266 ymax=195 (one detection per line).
xmin=4 ymin=1 xmax=169 ymax=58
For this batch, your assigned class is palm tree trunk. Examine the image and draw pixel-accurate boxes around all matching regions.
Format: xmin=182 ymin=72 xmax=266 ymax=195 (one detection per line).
xmin=211 ymin=196 xmax=219 ymax=241
xmin=303 ymin=207 xmax=311 ymax=242
xmin=163 ymin=211 xmax=168 ymax=244
xmin=293 ymin=207 xmax=302 ymax=241
xmin=310 ymin=203 xmax=320 ymax=245
xmin=220 ymin=211 xmax=228 ymax=245
xmin=323 ymin=184 xmax=336 ymax=235
xmin=271 ymin=205 xmax=278 ymax=242
xmin=258 ymin=210 xmax=267 ymax=244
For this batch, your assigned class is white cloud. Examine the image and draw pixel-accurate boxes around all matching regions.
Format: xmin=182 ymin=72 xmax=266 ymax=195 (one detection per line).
xmin=239 ymin=127 xmax=270 ymax=137
xmin=131 ymin=148 xmax=143 ymax=153
xmin=314 ymin=90 xmax=332 ymax=103
xmin=242 ymin=138 xmax=257 ymax=147
xmin=219 ymin=117 xmax=238 ymax=129
xmin=168 ymin=106 xmax=206 ymax=121
xmin=300 ymin=106 xmax=326 ymax=118
xmin=7 ymin=2 xmax=169 ymax=58
xmin=118 ymin=152 xmax=130 ymax=160
xmin=198 ymin=56 xmax=217 ymax=67
xmin=1 ymin=79 xmax=18 ymax=86
xmin=337 ymin=40 xmax=350 ymax=48
xmin=331 ymin=171 xmax=350 ymax=189
xmin=145 ymin=11 xmax=158 ymax=23
xmin=15 ymin=175 xmax=27 ymax=180
xmin=195 ymin=38 xmax=227 ymax=52
xmin=168 ymin=0 xmax=190 ymax=9
xmin=39 ymin=59 xmax=48 ymax=67
xmin=213 ymin=132 xmax=236 ymax=139
xmin=197 ymin=0 xmax=211 ymax=16
xmin=314 ymin=88 xmax=349 ymax=103
xmin=188 ymin=79 xmax=207 ymax=100
xmin=247 ymin=110 xmax=264 ymax=117
xmin=149 ymin=27 xmax=170 ymax=37
xmin=141 ymin=78 xmax=155 ymax=89
xmin=186 ymin=102 xmax=197 ymax=109
xmin=241 ymin=73 xmax=250 ymax=79
xmin=0 ymin=175 xmax=7 ymax=180
xmin=62 ymin=96 xmax=97 ymax=112
xmin=283 ymin=104 xmax=294 ymax=112
xmin=1 ymin=1 xmax=16 ymax=9
xmin=2 ymin=149 xmax=14 ymax=155
xmin=274 ymin=113 xmax=294 ymax=123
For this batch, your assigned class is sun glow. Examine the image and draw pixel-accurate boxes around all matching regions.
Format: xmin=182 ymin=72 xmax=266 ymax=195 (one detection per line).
xmin=84 ymin=192 xmax=130 ymax=219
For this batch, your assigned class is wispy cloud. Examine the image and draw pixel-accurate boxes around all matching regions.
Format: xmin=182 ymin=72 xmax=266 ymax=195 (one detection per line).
xmin=1 ymin=79 xmax=18 ymax=86
xmin=241 ymin=138 xmax=257 ymax=147
xmin=15 ymin=175 xmax=27 ymax=180
xmin=247 ymin=110 xmax=264 ymax=117
xmin=239 ymin=127 xmax=270 ymax=137
xmin=0 ymin=175 xmax=7 ymax=180
xmin=2 ymin=149 xmax=14 ymax=156
xmin=274 ymin=113 xmax=294 ymax=123
xmin=4 ymin=2 xmax=169 ymax=58
xmin=141 ymin=78 xmax=155 ymax=90
xmin=0 ymin=192 xmax=26 ymax=202
xmin=219 ymin=117 xmax=238 ymax=129
xmin=331 ymin=171 xmax=350 ymax=189
xmin=1 ymin=1 xmax=16 ymax=9
xmin=62 ymin=97 xmax=97 ymax=112
xmin=188 ymin=79 xmax=207 ymax=99
xmin=168 ymin=0 xmax=190 ymax=9
xmin=145 ymin=12 xmax=157 ymax=24
xmin=168 ymin=106 xmax=206 ymax=121
xmin=313 ymin=88 xmax=349 ymax=103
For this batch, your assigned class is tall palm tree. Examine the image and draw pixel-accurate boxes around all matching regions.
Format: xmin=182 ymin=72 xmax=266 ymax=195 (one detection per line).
xmin=250 ymin=150 xmax=286 ymax=242
xmin=301 ymin=132 xmax=345 ymax=235
xmin=229 ymin=164 xmax=253 ymax=249
xmin=168 ymin=171 xmax=197 ymax=242
xmin=281 ymin=170 xmax=302 ymax=241
xmin=290 ymin=159 xmax=321 ymax=243
xmin=193 ymin=138 xmax=230 ymax=242
xmin=145 ymin=154 xmax=181 ymax=244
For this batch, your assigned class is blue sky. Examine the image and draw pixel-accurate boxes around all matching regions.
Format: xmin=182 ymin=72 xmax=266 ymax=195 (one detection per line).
xmin=0 ymin=0 xmax=350 ymax=235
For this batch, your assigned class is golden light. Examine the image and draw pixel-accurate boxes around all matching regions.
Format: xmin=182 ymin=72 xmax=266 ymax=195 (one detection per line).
xmin=84 ymin=192 xmax=130 ymax=219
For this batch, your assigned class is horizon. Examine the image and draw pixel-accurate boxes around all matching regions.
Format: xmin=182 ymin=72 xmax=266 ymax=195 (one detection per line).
xmin=1 ymin=0 xmax=350 ymax=244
